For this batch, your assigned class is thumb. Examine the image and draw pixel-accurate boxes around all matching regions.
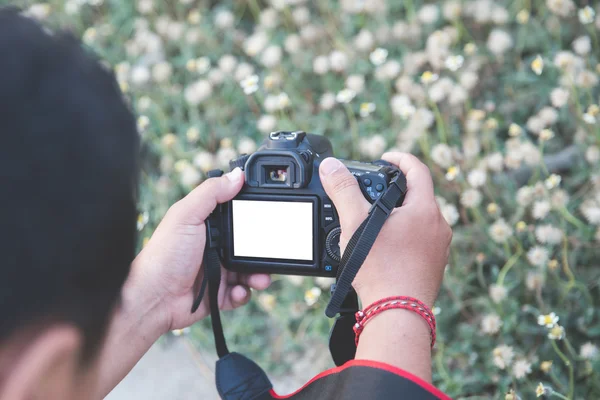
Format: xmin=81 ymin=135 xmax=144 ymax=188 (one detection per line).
xmin=319 ymin=158 xmax=370 ymax=232
xmin=165 ymin=167 xmax=245 ymax=226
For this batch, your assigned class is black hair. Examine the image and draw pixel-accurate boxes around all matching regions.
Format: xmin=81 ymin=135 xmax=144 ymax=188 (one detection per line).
xmin=0 ymin=8 xmax=139 ymax=362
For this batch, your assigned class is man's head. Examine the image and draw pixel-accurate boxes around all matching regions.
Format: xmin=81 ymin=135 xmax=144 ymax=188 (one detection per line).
xmin=0 ymin=8 xmax=139 ymax=399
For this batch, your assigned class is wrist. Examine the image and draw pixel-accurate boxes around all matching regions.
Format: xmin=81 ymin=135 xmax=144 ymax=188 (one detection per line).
xmin=356 ymin=286 xmax=436 ymax=309
xmin=120 ymin=257 xmax=170 ymax=339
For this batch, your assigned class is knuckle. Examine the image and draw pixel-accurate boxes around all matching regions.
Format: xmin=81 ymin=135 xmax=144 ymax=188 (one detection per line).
xmin=330 ymin=173 xmax=358 ymax=195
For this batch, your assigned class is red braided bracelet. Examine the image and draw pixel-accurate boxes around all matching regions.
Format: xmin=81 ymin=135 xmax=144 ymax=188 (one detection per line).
xmin=353 ymin=296 xmax=436 ymax=348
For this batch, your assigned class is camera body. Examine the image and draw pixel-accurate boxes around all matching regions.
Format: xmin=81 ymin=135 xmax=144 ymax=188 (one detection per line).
xmin=211 ymin=131 xmax=404 ymax=277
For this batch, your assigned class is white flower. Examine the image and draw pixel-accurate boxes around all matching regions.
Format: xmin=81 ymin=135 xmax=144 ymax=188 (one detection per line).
xmin=550 ymin=87 xmax=570 ymax=107
xmin=517 ymin=186 xmax=534 ymax=207
xmin=468 ymin=169 xmax=487 ymax=188
xmin=578 ymin=6 xmax=596 ymax=24
xmin=359 ymin=135 xmax=387 ymax=159
xmin=369 ymin=48 xmax=388 ymax=66
xmin=354 ymin=29 xmax=375 ymax=52
xmin=533 ymin=201 xmax=551 ymax=219
xmin=584 ymin=113 xmax=597 ymax=124
xmin=314 ymin=277 xmax=335 ymax=290
xmin=244 ymin=31 xmax=269 ymax=57
xmin=237 ymin=138 xmax=256 ymax=155
xmin=152 ymin=61 xmax=172 ymax=83
xmin=445 ymin=55 xmax=464 ymax=71
xmin=259 ymin=7 xmax=279 ymax=29
xmin=548 ymin=324 xmax=565 ymax=340
xmin=526 ymin=271 xmax=545 ymax=291
xmin=184 ymin=80 xmax=213 ymax=105
xmin=487 ymin=152 xmax=504 ymax=172
xmin=545 ymin=174 xmax=562 ymax=189
xmin=441 ymin=204 xmax=459 ymax=226
xmin=443 ymin=1 xmax=462 ymax=20
xmin=194 ymin=151 xmax=215 ymax=172
xmin=489 ymin=219 xmax=513 ymax=243
xmin=535 ymin=225 xmax=563 ymax=245
xmin=390 ymin=95 xmax=416 ymax=119
xmin=257 ymin=115 xmax=277 ymax=134
xmin=137 ymin=0 xmax=153 ymax=15
xmin=284 ymin=34 xmax=301 ymax=54
xmin=130 ymin=65 xmax=150 ymax=86
xmin=180 ymin=164 xmax=201 ymax=187
xmin=304 ymin=287 xmax=322 ymax=306
xmin=527 ymin=246 xmax=549 ymax=267
xmin=580 ymin=342 xmax=599 ymax=359
xmin=336 ymin=89 xmax=356 ymax=104
xmin=531 ymin=55 xmax=544 ymax=75
xmin=489 ymin=284 xmax=507 ymax=304
xmin=492 ymin=345 xmax=514 ymax=369
xmin=460 ymin=189 xmax=482 ymax=208
xmin=215 ymin=9 xmax=234 ymax=29
xmin=431 ymin=144 xmax=453 ymax=168
xmin=320 ymin=92 xmax=336 ymax=111
xmin=240 ymin=75 xmax=259 ymax=95
xmin=547 ymin=0 xmax=575 ymax=17
xmin=195 ymin=57 xmax=211 ymax=74
xmin=418 ymin=4 xmax=439 ymax=24
xmin=313 ymin=55 xmax=330 ymax=75
xmin=460 ymin=71 xmax=479 ymax=91
xmin=586 ymin=146 xmax=600 ymax=164
xmin=375 ymin=61 xmax=402 ymax=81
xmin=346 ymin=75 xmax=365 ymax=93
xmin=329 ymin=50 xmax=349 ymax=72
xmin=512 ymin=360 xmax=532 ymax=379
xmin=359 ymin=102 xmax=376 ymax=118
xmin=573 ymin=36 xmax=592 ymax=56
xmin=276 ymin=92 xmax=290 ymax=109
xmin=234 ymin=62 xmax=254 ymax=82
xmin=487 ymin=29 xmax=513 ymax=56
xmin=261 ymin=45 xmax=282 ymax=68
xmin=481 ymin=314 xmax=503 ymax=335
xmin=581 ymin=200 xmax=600 ymax=224
xmin=218 ymin=54 xmax=237 ymax=74
xmin=538 ymin=312 xmax=559 ymax=328
xmin=258 ymin=293 xmax=276 ymax=312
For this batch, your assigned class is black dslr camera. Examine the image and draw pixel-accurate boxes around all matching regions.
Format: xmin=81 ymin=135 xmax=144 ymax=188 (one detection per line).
xmin=208 ymin=131 xmax=404 ymax=277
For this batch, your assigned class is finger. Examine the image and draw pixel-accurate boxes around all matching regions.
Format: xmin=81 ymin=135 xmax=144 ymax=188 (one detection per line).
xmin=166 ymin=168 xmax=245 ymax=226
xmin=220 ymin=285 xmax=251 ymax=310
xmin=230 ymin=273 xmax=271 ymax=291
xmin=381 ymin=152 xmax=434 ymax=205
xmin=319 ymin=157 xmax=370 ymax=231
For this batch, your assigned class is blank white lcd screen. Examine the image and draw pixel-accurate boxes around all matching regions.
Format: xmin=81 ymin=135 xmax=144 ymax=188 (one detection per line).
xmin=232 ymin=200 xmax=313 ymax=261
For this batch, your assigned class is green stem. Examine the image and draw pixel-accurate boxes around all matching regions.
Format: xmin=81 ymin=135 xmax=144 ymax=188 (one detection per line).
xmin=551 ymin=392 xmax=571 ymax=400
xmin=434 ymin=343 xmax=453 ymax=385
xmin=430 ymin=102 xmax=448 ymax=144
xmin=497 ymin=246 xmax=523 ymax=287
xmin=558 ymin=207 xmax=588 ymax=232
xmin=551 ymin=340 xmax=574 ymax=400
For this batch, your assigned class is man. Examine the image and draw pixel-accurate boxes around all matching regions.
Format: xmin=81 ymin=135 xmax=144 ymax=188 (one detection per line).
xmin=0 ymin=9 xmax=451 ymax=400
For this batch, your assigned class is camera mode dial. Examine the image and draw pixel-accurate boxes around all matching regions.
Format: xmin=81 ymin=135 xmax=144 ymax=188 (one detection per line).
xmin=229 ymin=154 xmax=250 ymax=171
xmin=325 ymin=227 xmax=342 ymax=262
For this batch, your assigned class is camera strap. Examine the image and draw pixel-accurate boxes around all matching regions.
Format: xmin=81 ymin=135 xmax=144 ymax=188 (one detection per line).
xmin=191 ymin=174 xmax=273 ymax=400
xmin=326 ymin=172 xmax=407 ymax=365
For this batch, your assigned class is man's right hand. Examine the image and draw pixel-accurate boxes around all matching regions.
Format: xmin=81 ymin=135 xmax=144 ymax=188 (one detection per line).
xmin=319 ymin=153 xmax=452 ymax=308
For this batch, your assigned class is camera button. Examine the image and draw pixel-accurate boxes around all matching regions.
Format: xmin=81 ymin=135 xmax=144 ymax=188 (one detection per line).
xmin=363 ymin=178 xmax=372 ymax=187
xmin=376 ymin=183 xmax=384 ymax=192
xmin=323 ymin=200 xmax=333 ymax=210
xmin=323 ymin=211 xmax=335 ymax=225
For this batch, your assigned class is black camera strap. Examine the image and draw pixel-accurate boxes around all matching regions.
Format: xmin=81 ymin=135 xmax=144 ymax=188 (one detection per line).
xmin=326 ymin=172 xmax=407 ymax=365
xmin=191 ymin=173 xmax=273 ymax=400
